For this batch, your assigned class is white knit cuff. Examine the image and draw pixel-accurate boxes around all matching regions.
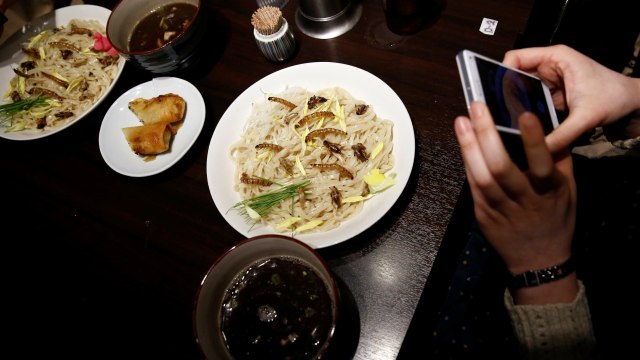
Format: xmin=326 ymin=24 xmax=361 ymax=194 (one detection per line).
xmin=504 ymin=281 xmax=597 ymax=360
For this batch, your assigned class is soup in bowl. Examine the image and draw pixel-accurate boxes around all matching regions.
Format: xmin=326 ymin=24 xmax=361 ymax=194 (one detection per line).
xmin=107 ymin=0 xmax=205 ymax=74
xmin=193 ymin=235 xmax=340 ymax=360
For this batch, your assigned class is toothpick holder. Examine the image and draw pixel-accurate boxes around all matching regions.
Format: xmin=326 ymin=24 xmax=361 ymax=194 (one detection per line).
xmin=253 ymin=18 xmax=296 ymax=62
xmin=251 ymin=6 xmax=296 ymax=62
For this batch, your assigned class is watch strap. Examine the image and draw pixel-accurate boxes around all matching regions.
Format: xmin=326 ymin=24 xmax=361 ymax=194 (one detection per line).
xmin=510 ymin=257 xmax=576 ymax=289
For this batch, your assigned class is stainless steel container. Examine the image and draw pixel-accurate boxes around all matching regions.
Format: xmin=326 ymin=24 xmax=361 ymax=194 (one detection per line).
xmin=295 ymin=0 xmax=362 ymax=39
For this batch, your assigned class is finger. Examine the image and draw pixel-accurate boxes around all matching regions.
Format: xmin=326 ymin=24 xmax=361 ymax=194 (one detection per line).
xmin=454 ymin=115 xmax=491 ymax=183
xmin=502 ymin=46 xmax=550 ymax=72
xmin=520 ymin=112 xmax=553 ymax=176
xmin=554 ymin=149 xmax=575 ymax=180
xmin=545 ymin=109 xmax=594 ymax=153
xmin=469 ymin=102 xmax=529 ymax=197
xmin=454 ymin=115 xmax=504 ymax=202
xmin=503 ymin=47 xmax=566 ymax=93
xmin=519 ymin=112 xmax=558 ymax=193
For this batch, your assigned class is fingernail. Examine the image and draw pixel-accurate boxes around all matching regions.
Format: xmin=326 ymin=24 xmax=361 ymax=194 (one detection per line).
xmin=455 ymin=116 xmax=471 ymax=134
xmin=471 ymin=101 xmax=484 ymax=118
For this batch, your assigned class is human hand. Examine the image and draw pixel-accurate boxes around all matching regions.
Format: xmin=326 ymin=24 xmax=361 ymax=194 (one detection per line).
xmin=454 ymin=102 xmax=577 ymax=277
xmin=503 ymin=44 xmax=640 ymax=153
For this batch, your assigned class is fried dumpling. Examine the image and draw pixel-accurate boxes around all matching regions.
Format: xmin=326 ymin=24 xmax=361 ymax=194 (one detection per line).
xmin=122 ymin=122 xmax=173 ymax=155
xmin=128 ymin=93 xmax=186 ymax=125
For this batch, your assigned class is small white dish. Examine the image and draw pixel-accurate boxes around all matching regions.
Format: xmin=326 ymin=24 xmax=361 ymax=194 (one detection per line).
xmin=206 ymin=62 xmax=415 ymax=249
xmin=0 ymin=5 xmax=126 ymax=141
xmin=99 ymin=77 xmax=205 ymax=177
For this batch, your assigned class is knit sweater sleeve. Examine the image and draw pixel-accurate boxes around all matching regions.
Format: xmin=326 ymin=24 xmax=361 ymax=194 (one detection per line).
xmin=504 ymin=280 xmax=597 ymax=360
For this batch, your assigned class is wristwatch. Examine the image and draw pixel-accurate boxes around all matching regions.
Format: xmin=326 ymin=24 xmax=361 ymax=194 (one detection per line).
xmin=509 ymin=257 xmax=576 ymax=289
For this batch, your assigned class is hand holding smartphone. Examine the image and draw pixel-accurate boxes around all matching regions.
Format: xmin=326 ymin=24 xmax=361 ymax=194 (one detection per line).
xmin=456 ymin=49 xmax=559 ymax=135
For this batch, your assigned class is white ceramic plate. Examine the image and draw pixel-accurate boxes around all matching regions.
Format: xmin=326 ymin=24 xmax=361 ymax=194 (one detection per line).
xmin=99 ymin=77 xmax=205 ymax=177
xmin=206 ymin=62 xmax=415 ymax=249
xmin=0 ymin=4 xmax=126 ymax=141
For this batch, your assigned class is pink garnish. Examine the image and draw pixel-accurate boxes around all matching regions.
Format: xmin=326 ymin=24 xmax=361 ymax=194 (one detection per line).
xmin=93 ymin=32 xmax=118 ymax=55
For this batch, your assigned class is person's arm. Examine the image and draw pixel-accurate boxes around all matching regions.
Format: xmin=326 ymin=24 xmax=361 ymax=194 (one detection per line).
xmin=503 ymin=44 xmax=640 ymax=153
xmin=454 ymin=101 xmax=596 ymax=358
xmin=505 ymin=280 xmax=596 ymax=360
xmin=454 ymin=102 xmax=576 ymax=279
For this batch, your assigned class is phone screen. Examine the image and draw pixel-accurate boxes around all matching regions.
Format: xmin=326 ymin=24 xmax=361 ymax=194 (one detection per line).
xmin=475 ymin=57 xmax=556 ymax=135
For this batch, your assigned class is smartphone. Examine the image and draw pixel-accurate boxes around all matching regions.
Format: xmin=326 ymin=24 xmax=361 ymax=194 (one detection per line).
xmin=456 ymin=49 xmax=559 ymax=135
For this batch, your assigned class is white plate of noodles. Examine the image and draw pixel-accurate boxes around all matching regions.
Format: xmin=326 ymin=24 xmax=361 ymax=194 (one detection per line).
xmin=206 ymin=62 xmax=415 ymax=249
xmin=0 ymin=5 xmax=125 ymax=141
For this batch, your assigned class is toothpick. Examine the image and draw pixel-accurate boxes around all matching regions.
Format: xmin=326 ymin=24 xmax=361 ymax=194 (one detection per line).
xmin=251 ymin=6 xmax=283 ymax=35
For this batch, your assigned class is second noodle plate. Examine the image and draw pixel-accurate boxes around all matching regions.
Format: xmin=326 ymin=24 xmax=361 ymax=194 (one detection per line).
xmin=0 ymin=5 xmax=126 ymax=141
xmin=206 ymin=62 xmax=415 ymax=249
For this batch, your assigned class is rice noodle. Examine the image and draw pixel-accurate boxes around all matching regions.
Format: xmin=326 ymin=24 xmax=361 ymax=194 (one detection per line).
xmin=230 ymin=86 xmax=395 ymax=234
xmin=1 ymin=19 xmax=119 ymax=132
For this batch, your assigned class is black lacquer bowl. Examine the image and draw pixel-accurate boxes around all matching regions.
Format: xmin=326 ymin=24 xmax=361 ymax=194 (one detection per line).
xmin=193 ymin=235 xmax=341 ymax=360
xmin=107 ymin=0 xmax=205 ymax=75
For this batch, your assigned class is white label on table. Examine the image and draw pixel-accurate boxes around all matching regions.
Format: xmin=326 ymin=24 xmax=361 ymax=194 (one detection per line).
xmin=480 ymin=18 xmax=498 ymax=35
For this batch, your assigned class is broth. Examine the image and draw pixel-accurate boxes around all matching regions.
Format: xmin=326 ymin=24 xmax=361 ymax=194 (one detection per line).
xmin=128 ymin=3 xmax=197 ymax=52
xmin=221 ymin=257 xmax=333 ymax=360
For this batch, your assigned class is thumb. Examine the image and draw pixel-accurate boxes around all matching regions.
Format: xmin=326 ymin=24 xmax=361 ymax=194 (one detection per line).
xmin=546 ymin=110 xmax=595 ymax=153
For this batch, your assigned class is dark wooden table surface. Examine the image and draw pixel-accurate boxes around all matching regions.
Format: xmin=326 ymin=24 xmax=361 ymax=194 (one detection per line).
xmin=2 ymin=0 xmax=534 ymax=358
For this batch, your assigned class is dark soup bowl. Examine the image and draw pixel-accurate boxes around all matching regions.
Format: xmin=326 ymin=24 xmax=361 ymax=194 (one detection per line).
xmin=107 ymin=0 xmax=205 ymax=75
xmin=193 ymin=235 xmax=340 ymax=360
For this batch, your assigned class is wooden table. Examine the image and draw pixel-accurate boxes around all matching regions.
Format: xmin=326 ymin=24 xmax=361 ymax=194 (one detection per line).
xmin=1 ymin=0 xmax=533 ymax=358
